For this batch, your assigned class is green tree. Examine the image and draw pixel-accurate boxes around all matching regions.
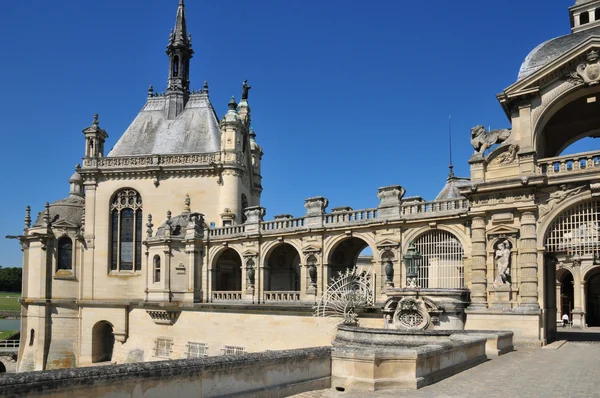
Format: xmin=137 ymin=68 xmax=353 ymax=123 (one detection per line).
xmin=0 ymin=266 xmax=22 ymax=292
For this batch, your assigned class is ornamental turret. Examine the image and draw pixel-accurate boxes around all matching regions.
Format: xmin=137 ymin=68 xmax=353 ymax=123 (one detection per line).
xmin=570 ymin=0 xmax=600 ymax=32
xmin=166 ymin=0 xmax=194 ymax=119
xmin=82 ymin=114 xmax=108 ymax=158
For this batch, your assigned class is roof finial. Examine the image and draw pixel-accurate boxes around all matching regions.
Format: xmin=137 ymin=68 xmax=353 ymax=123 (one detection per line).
xmin=167 ymin=210 xmax=172 ymax=220
xmin=448 ymin=115 xmax=455 ymax=180
xmin=93 ymin=113 xmax=99 ymax=126
xmin=146 ymin=214 xmax=154 ymax=238
xmin=203 ymin=81 xmax=209 ymax=93
xmin=24 ymin=206 xmax=31 ymax=230
xmin=43 ymin=202 xmax=51 ymax=227
xmin=228 ymin=96 xmax=238 ymax=110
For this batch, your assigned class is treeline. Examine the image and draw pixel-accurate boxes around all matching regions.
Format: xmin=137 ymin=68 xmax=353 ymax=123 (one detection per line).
xmin=0 ymin=267 xmax=22 ymax=292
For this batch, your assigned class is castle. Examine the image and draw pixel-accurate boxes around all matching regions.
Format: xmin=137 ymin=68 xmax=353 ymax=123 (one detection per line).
xmin=10 ymin=0 xmax=600 ymax=371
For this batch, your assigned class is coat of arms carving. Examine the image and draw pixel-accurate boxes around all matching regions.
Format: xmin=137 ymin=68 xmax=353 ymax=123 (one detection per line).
xmin=571 ymin=50 xmax=600 ymax=86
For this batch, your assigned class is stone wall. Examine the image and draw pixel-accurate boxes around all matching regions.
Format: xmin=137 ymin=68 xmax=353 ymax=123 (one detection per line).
xmin=0 ymin=347 xmax=331 ymax=398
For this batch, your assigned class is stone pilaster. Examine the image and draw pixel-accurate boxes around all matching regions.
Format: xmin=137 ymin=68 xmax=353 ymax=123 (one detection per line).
xmin=518 ymin=210 xmax=540 ymax=309
xmin=470 ymin=215 xmax=488 ymax=309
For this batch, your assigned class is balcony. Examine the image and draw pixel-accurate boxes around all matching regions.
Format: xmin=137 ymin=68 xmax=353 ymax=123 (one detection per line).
xmin=538 ymin=150 xmax=600 ymax=177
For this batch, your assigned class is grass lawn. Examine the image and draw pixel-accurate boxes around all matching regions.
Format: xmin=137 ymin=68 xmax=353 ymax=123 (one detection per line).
xmin=0 ymin=292 xmax=21 ymax=312
xmin=0 ymin=330 xmax=18 ymax=340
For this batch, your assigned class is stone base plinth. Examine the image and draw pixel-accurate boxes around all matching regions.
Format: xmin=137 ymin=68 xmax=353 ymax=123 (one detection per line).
xmin=488 ymin=286 xmax=518 ymax=310
xmin=331 ymin=326 xmax=487 ymax=392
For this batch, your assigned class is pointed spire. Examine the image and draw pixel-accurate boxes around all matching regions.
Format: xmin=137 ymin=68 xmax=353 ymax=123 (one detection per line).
xmin=43 ymin=202 xmax=51 ymax=227
xmin=172 ymin=0 xmax=189 ymax=46
xmin=228 ymin=96 xmax=238 ymax=111
xmin=448 ymin=115 xmax=455 ymax=180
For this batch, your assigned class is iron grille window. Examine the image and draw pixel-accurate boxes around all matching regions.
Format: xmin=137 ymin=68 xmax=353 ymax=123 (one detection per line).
xmin=110 ymin=189 xmax=143 ymax=272
xmin=546 ymin=200 xmax=600 ymax=256
xmin=154 ymin=338 xmax=173 ymax=358
xmin=186 ymin=342 xmax=208 ymax=358
xmin=220 ymin=345 xmax=246 ymax=356
xmin=413 ymin=231 xmax=465 ymax=289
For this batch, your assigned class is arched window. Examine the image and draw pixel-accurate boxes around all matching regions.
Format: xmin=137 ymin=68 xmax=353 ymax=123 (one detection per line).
xmin=153 ymin=256 xmax=161 ymax=283
xmin=412 ymin=230 xmax=464 ymax=289
xmin=546 ymin=199 xmax=600 ymax=257
xmin=110 ymin=189 xmax=143 ymax=272
xmin=57 ymin=237 xmax=73 ymax=270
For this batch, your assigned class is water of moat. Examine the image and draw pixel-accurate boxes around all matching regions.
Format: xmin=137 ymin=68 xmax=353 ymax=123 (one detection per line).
xmin=0 ymin=319 xmax=20 ymax=333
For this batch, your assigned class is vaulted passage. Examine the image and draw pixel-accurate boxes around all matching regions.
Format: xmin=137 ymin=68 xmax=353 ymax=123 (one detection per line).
xmin=328 ymin=238 xmax=371 ymax=282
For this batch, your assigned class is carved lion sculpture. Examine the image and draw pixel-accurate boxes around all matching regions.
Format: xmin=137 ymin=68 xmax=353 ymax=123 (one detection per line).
xmin=471 ymin=125 xmax=512 ymax=157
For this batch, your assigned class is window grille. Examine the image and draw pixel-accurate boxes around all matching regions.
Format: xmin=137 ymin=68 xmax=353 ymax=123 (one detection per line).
xmin=220 ymin=345 xmax=246 ymax=356
xmin=110 ymin=189 xmax=143 ymax=272
xmin=154 ymin=338 xmax=173 ymax=358
xmin=186 ymin=342 xmax=208 ymax=358
xmin=546 ymin=200 xmax=600 ymax=256
xmin=413 ymin=231 xmax=464 ymax=289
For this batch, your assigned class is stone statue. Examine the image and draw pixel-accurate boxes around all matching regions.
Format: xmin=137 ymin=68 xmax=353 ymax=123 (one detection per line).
xmin=241 ymin=80 xmax=251 ymax=100
xmin=539 ymin=185 xmax=584 ymax=219
xmin=494 ymin=240 xmax=511 ymax=286
xmin=471 ymin=125 xmax=512 ymax=157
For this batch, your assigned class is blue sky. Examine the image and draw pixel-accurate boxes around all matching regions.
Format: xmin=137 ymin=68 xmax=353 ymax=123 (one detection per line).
xmin=0 ymin=0 xmax=590 ymax=266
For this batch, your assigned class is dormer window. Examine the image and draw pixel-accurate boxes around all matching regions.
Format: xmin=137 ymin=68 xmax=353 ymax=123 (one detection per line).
xmin=581 ymin=11 xmax=590 ymax=25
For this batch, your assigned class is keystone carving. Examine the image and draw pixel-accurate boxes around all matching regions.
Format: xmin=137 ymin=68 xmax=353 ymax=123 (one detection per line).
xmin=570 ymin=50 xmax=600 ymax=86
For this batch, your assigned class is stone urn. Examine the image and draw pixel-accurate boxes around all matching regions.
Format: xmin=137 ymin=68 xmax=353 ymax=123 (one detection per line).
xmin=384 ymin=260 xmax=394 ymax=283
xmin=309 ymin=265 xmax=317 ymax=284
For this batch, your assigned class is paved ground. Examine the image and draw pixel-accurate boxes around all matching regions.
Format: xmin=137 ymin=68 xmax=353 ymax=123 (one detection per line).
xmin=293 ymin=330 xmax=600 ymax=398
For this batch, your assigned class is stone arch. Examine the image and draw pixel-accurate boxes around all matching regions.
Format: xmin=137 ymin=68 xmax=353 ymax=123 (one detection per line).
xmin=212 ymin=247 xmax=243 ymax=292
xmin=92 ymin=321 xmax=115 ymax=363
xmin=406 ymin=228 xmax=465 ymax=289
xmin=557 ymin=267 xmax=575 ymax=319
xmin=324 ymin=233 xmax=377 ymax=282
xmin=260 ymin=239 xmax=304 ymax=266
xmin=537 ymin=190 xmax=592 ymax=242
xmin=0 ymin=359 xmax=6 ymax=373
xmin=585 ymin=267 xmax=600 ymax=326
xmin=262 ymin=242 xmax=302 ymax=291
xmin=324 ymin=232 xmax=377 ymax=261
xmin=402 ymin=224 xmax=469 ymax=255
xmin=533 ymin=82 xmax=600 ymax=158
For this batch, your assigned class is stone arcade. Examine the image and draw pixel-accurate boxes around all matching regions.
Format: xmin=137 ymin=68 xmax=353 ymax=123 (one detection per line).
xmin=9 ymin=0 xmax=600 ymax=372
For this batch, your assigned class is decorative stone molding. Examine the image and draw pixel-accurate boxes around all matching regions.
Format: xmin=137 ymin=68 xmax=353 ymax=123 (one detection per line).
xmin=377 ymin=186 xmax=405 ymax=220
xmin=538 ymin=185 xmax=585 ymax=221
xmin=304 ymin=197 xmax=329 ymax=216
xmin=146 ymin=310 xmax=181 ymax=326
xmin=570 ymin=50 xmax=600 ymax=86
xmin=591 ymin=182 xmax=600 ymax=197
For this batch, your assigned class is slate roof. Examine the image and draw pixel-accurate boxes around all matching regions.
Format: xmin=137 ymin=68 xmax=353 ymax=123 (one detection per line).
xmin=518 ymin=25 xmax=600 ymax=80
xmin=434 ymin=176 xmax=470 ymax=201
xmin=33 ymin=195 xmax=84 ymax=228
xmin=107 ymin=93 xmax=221 ymax=157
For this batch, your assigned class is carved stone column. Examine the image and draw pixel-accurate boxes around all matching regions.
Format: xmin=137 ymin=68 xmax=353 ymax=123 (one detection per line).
xmin=518 ymin=210 xmax=540 ymax=309
xmin=572 ymin=260 xmax=585 ymax=328
xmin=470 ymin=215 xmax=488 ymax=309
xmin=556 ymin=280 xmax=562 ymax=323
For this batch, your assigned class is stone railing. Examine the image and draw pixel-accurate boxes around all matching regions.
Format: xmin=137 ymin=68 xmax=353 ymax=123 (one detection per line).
xmin=209 ymin=225 xmax=245 ymax=237
xmin=82 ymin=152 xmax=221 ymax=169
xmin=263 ymin=291 xmax=301 ymax=302
xmin=262 ymin=218 xmax=305 ymax=232
xmin=212 ymin=291 xmax=243 ymax=301
xmin=0 ymin=340 xmax=19 ymax=348
xmin=401 ymin=199 xmax=469 ymax=217
xmin=537 ymin=150 xmax=600 ymax=176
xmin=324 ymin=209 xmax=378 ymax=225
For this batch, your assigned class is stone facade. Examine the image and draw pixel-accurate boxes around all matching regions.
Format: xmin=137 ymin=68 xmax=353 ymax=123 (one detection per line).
xmin=10 ymin=0 xmax=600 ymax=371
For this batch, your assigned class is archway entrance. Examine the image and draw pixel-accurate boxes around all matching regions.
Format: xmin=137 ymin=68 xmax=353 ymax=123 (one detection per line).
xmin=0 ymin=360 xmax=6 ymax=373
xmin=214 ymin=249 xmax=242 ymax=291
xmin=265 ymin=244 xmax=300 ymax=292
xmin=92 ymin=321 xmax=114 ymax=363
xmin=413 ymin=230 xmax=465 ymax=289
xmin=586 ymin=271 xmax=600 ymax=327
xmin=558 ymin=270 xmax=574 ymax=321
xmin=328 ymin=237 xmax=372 ymax=282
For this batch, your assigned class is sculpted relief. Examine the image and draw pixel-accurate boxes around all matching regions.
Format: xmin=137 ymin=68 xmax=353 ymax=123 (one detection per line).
xmin=570 ymin=50 xmax=600 ymax=87
xmin=538 ymin=185 xmax=584 ymax=220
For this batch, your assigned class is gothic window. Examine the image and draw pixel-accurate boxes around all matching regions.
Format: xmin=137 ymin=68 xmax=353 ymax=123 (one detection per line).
xmin=110 ymin=189 xmax=143 ymax=272
xmin=57 ymin=237 xmax=73 ymax=271
xmin=153 ymin=255 xmax=161 ymax=283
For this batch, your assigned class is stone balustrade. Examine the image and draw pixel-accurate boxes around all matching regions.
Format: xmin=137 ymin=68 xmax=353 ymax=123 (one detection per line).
xmin=209 ymin=225 xmax=245 ymax=237
xmin=263 ymin=291 xmax=301 ymax=302
xmin=262 ymin=218 xmax=305 ymax=232
xmin=0 ymin=340 xmax=19 ymax=348
xmin=212 ymin=291 xmax=243 ymax=301
xmin=401 ymin=199 xmax=469 ymax=216
xmin=537 ymin=150 xmax=600 ymax=176
xmin=82 ymin=152 xmax=221 ymax=169
xmin=323 ymin=209 xmax=378 ymax=225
